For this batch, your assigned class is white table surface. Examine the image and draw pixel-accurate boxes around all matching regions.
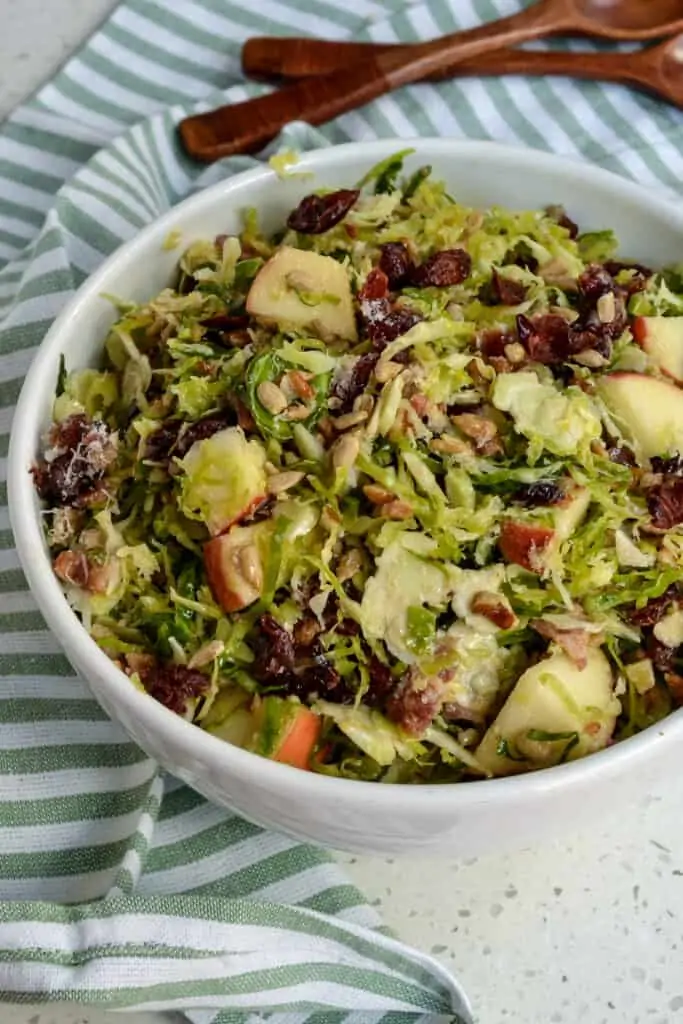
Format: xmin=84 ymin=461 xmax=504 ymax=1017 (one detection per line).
xmin=3 ymin=3 xmax=683 ymax=1023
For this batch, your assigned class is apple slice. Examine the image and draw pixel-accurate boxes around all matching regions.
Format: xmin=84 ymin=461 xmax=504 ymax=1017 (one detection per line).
xmin=597 ymin=372 xmax=683 ymax=459
xmin=476 ymin=647 xmax=620 ymax=777
xmin=247 ymin=245 xmax=357 ymax=342
xmin=204 ymin=522 xmax=270 ymax=612
xmin=633 ymin=316 xmax=683 ymax=383
xmin=499 ymin=486 xmax=590 ymax=573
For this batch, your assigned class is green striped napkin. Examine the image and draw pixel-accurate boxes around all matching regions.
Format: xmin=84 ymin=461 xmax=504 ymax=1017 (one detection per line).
xmin=1 ymin=0 xmax=681 ymax=1017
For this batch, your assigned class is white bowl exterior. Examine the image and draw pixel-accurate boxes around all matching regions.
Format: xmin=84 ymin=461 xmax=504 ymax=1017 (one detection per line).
xmin=8 ymin=139 xmax=683 ymax=855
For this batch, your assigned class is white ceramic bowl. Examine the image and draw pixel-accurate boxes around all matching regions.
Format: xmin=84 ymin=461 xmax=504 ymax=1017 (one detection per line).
xmin=9 ymin=139 xmax=683 ymax=855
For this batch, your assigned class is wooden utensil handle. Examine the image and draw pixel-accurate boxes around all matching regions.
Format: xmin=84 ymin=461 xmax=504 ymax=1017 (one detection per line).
xmin=242 ymin=37 xmax=406 ymax=82
xmin=242 ymin=35 xmax=657 ymax=91
xmin=180 ymin=1 xmax=568 ymax=161
xmin=179 ymin=59 xmax=389 ymax=162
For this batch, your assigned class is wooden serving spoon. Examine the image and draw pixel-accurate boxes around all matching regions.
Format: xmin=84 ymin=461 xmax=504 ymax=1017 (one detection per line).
xmin=179 ymin=0 xmax=683 ymax=162
xmin=237 ymin=34 xmax=683 ymax=113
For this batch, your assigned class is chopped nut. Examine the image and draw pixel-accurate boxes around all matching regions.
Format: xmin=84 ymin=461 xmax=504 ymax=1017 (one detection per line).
xmin=332 ymin=409 xmax=369 ymax=430
xmin=573 ymin=349 xmax=607 ymax=368
xmin=374 ymin=360 xmax=402 ymax=383
xmin=597 ymin=292 xmax=616 ymax=324
xmin=257 ymin=380 xmax=288 ymax=414
xmin=239 ymin=545 xmax=263 ymax=588
xmin=188 ymin=640 xmax=225 ymax=669
xmin=363 ymin=484 xmax=395 ymax=505
xmin=332 ymin=432 xmax=361 ymax=471
xmin=378 ymin=499 xmax=413 ymax=520
xmin=504 ymin=342 xmax=526 ymax=365
xmin=452 ymin=413 xmax=498 ymax=447
xmin=353 ymin=393 xmax=375 ymax=415
xmin=430 ymin=436 xmax=472 ymax=455
xmin=282 ymin=403 xmax=312 ymax=421
xmin=267 ymin=470 xmax=305 ymax=494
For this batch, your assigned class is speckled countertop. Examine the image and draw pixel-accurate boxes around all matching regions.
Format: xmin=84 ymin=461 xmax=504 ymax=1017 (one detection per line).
xmin=2 ymin=4 xmax=683 ymax=1024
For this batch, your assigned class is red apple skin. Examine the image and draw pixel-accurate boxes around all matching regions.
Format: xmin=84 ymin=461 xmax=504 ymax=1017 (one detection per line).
xmin=499 ymin=521 xmax=555 ymax=573
xmin=632 ymin=317 xmax=648 ymax=346
xmin=213 ymin=494 xmax=267 ymax=537
xmin=204 ymin=533 xmax=262 ymax=612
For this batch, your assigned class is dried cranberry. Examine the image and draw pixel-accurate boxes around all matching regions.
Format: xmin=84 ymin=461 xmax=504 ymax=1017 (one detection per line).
xmin=578 ymin=264 xmax=615 ymax=304
xmin=252 ymin=614 xmax=296 ymax=683
xmin=145 ymin=422 xmax=182 ymax=461
xmin=287 ymin=189 xmax=359 ymax=234
xmin=32 ymin=415 xmax=115 ymax=508
xmin=515 ymin=480 xmax=565 ymax=506
xmin=330 ymin=352 xmax=379 ymax=413
xmin=648 ymin=479 xmax=683 ymax=531
xmin=651 ymin=454 xmax=683 ymax=476
xmin=201 ymin=314 xmax=250 ymax=331
xmin=516 ymin=313 xmax=571 ymax=365
xmin=359 ymin=268 xmax=390 ymax=301
xmin=477 ymin=328 xmax=511 ymax=359
xmin=411 ymin=249 xmax=471 ymax=288
xmin=492 ymin=270 xmax=528 ymax=306
xmin=366 ymin=308 xmax=421 ymax=346
xmin=364 ymin=655 xmax=396 ymax=708
xmin=546 ymin=205 xmax=579 ymax=239
xmin=379 ymin=243 xmax=414 ymax=289
xmin=628 ymin=588 xmax=679 ymax=628
xmin=173 ymin=413 xmax=235 ymax=459
xmin=144 ymin=663 xmax=210 ymax=717
xmin=607 ymin=446 xmax=637 ymax=467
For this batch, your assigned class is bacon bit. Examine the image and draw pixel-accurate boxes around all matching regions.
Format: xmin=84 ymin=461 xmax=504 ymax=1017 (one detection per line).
xmin=378 ymin=499 xmax=413 ymax=520
xmin=125 ymin=652 xmax=157 ymax=677
xmin=531 ymin=620 xmax=600 ymax=670
xmin=363 ymin=484 xmax=395 ymax=505
xmin=583 ymin=721 xmax=603 ymax=737
xmin=386 ymin=671 xmax=445 ymax=736
xmin=53 ymin=550 xmax=89 ymax=588
xmin=499 ymin=521 xmax=554 ymax=573
xmin=86 ymin=561 xmax=119 ymax=595
xmin=471 ymin=592 xmax=517 ymax=630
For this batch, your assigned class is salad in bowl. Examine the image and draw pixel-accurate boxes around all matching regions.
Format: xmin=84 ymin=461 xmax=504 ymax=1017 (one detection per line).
xmin=31 ymin=151 xmax=683 ymax=785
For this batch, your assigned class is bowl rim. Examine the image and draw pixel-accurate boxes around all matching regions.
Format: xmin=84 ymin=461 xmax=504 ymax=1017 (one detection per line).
xmin=8 ymin=136 xmax=683 ymax=810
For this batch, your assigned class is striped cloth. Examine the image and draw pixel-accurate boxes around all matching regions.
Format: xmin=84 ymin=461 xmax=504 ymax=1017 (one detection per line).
xmin=0 ymin=0 xmax=681 ymax=1018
